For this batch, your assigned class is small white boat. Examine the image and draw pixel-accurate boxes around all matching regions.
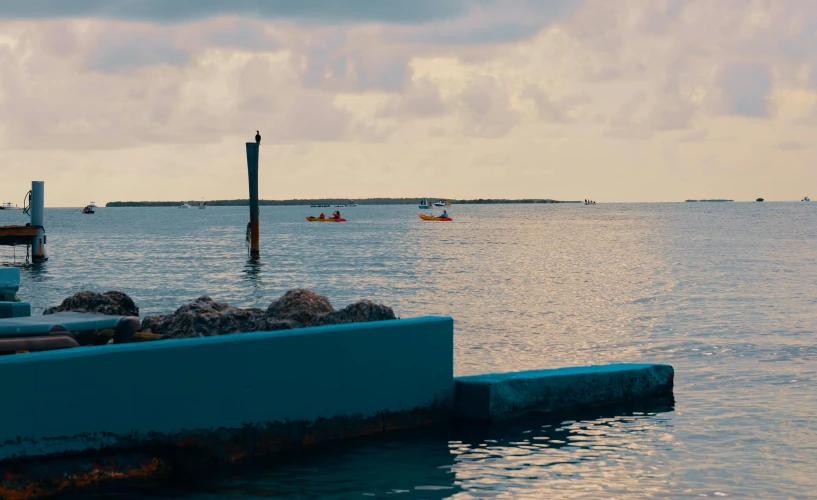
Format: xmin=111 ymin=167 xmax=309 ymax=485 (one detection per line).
xmin=179 ymin=202 xmax=191 ymax=209
xmin=198 ymin=201 xmax=206 ymax=209
xmin=0 ymin=202 xmax=21 ymax=210
xmin=82 ymin=204 xmax=95 ymax=214
xmin=802 ymin=196 xmax=810 ymax=202
xmin=88 ymin=201 xmax=98 ymax=209
xmin=433 ymin=201 xmax=447 ymax=207
xmin=419 ymin=198 xmax=431 ymax=209
xmin=347 ymin=201 xmax=357 ymax=207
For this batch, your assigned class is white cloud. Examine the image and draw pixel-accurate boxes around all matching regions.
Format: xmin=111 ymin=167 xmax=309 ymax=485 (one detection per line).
xmin=2 ymin=0 xmax=817 ymax=206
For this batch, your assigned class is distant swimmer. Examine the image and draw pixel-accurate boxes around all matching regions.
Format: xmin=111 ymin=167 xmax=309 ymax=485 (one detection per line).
xmin=255 ymin=130 xmax=261 ymax=145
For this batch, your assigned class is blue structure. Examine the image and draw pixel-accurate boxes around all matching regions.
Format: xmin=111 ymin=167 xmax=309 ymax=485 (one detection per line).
xmin=0 ymin=317 xmax=454 ymax=463
xmin=0 ymin=310 xmax=674 ymax=498
xmin=455 ymin=364 xmax=674 ymax=421
xmin=0 ymin=268 xmax=30 ymax=318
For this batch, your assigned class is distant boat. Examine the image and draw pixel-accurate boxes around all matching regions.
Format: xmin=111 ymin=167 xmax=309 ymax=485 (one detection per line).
xmin=0 ymin=202 xmax=21 ymax=210
xmin=82 ymin=204 xmax=95 ymax=214
xmin=584 ymin=199 xmax=596 ymax=205
xmin=802 ymin=196 xmax=810 ymax=202
xmin=179 ymin=202 xmax=191 ymax=209
xmin=198 ymin=201 xmax=206 ymax=209
xmin=433 ymin=200 xmax=451 ymax=207
xmin=347 ymin=201 xmax=357 ymax=207
xmin=756 ymin=198 xmax=764 ymax=202
xmin=419 ymin=198 xmax=431 ymax=209
xmin=88 ymin=202 xmax=98 ymax=210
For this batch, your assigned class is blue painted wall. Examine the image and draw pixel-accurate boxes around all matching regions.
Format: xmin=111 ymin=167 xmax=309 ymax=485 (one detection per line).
xmin=455 ymin=363 xmax=674 ymax=421
xmin=0 ymin=316 xmax=454 ymax=461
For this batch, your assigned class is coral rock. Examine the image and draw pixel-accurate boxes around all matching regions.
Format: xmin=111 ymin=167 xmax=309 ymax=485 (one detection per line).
xmin=266 ymin=289 xmax=333 ymax=326
xmin=313 ymin=300 xmax=396 ymax=326
xmin=43 ymin=290 xmax=139 ymax=317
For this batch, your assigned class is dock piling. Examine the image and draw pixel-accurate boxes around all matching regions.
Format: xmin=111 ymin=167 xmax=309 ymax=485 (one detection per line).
xmin=30 ymin=181 xmax=47 ymax=262
xmin=245 ymin=143 xmax=260 ymax=259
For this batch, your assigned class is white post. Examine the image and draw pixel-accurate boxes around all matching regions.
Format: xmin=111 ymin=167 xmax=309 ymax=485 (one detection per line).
xmin=30 ymin=181 xmax=48 ymax=262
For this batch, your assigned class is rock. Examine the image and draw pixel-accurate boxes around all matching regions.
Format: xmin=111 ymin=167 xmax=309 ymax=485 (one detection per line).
xmin=140 ymin=296 xmax=269 ymax=338
xmin=43 ymin=290 xmax=139 ymax=317
xmin=266 ymin=289 xmax=333 ymax=326
xmin=312 ymin=300 xmax=396 ymax=326
xmin=140 ymin=315 xmax=168 ymax=334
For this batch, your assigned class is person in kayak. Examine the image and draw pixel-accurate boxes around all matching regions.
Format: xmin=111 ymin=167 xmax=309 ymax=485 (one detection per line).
xmin=333 ymin=210 xmax=341 ymax=219
xmin=319 ymin=212 xmax=325 ymax=219
xmin=440 ymin=209 xmax=448 ymax=218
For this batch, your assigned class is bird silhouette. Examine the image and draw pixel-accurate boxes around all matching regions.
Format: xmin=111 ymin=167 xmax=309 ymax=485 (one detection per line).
xmin=255 ymin=130 xmax=261 ymax=145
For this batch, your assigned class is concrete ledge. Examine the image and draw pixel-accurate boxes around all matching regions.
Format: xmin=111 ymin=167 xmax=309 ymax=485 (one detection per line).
xmin=0 ymin=302 xmax=31 ymax=319
xmin=0 ymin=316 xmax=454 ymax=464
xmin=455 ymin=363 xmax=674 ymax=421
xmin=0 ymin=267 xmax=20 ymax=289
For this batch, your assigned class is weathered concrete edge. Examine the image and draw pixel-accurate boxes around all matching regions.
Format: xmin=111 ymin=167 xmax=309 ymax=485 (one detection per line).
xmin=454 ymin=363 xmax=675 ymax=421
xmin=0 ymin=402 xmax=453 ymax=500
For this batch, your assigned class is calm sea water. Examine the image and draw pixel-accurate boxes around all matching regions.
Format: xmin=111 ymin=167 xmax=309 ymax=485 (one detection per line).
xmin=2 ymin=203 xmax=816 ymax=498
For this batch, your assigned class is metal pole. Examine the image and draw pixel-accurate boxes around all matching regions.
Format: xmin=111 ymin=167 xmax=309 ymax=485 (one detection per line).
xmin=31 ymin=181 xmax=48 ymax=262
xmin=245 ymin=143 xmax=260 ymax=259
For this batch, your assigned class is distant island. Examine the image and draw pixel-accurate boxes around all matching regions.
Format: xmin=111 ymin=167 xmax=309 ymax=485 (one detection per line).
xmin=684 ymin=199 xmax=734 ymax=202
xmin=106 ymin=198 xmax=581 ymax=207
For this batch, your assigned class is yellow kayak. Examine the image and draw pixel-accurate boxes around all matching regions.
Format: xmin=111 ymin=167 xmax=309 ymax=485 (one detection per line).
xmin=419 ymin=214 xmax=452 ymax=221
xmin=306 ymin=216 xmax=346 ymax=222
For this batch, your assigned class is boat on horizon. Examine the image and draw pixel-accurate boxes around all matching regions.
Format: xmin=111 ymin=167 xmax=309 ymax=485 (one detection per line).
xmin=802 ymin=196 xmax=810 ymax=202
xmin=419 ymin=198 xmax=431 ymax=209
xmin=347 ymin=201 xmax=357 ymax=207
xmin=198 ymin=201 xmax=206 ymax=209
xmin=0 ymin=202 xmax=21 ymax=210
xmin=82 ymin=204 xmax=95 ymax=214
xmin=179 ymin=202 xmax=191 ymax=209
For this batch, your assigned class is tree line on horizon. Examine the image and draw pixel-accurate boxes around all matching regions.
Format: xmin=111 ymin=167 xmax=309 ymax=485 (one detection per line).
xmin=105 ymin=198 xmax=580 ymax=207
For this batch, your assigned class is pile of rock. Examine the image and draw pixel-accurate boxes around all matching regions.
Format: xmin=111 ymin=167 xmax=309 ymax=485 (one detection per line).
xmin=43 ymin=289 xmax=397 ymax=340
xmin=44 ymin=291 xmax=139 ymax=317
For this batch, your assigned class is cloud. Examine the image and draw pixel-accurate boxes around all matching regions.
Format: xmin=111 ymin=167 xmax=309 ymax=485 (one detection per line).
xmin=774 ymin=141 xmax=809 ymax=151
xmin=677 ymin=129 xmax=709 ymax=143
xmin=607 ymin=90 xmax=653 ymax=140
xmin=719 ymin=62 xmax=773 ymax=117
xmin=521 ymin=85 xmax=587 ymax=123
xmin=456 ymin=75 xmax=521 ymax=138
xmin=87 ymin=31 xmax=190 ymax=71
xmin=377 ymin=78 xmax=448 ymax=118
xmin=0 ymin=0 xmax=473 ymax=25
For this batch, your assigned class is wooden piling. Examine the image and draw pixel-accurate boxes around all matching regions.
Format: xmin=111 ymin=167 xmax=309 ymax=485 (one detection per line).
xmin=245 ymin=143 xmax=260 ymax=259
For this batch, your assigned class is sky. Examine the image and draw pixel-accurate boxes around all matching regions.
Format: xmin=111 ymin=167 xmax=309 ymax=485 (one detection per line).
xmin=0 ymin=0 xmax=816 ymax=206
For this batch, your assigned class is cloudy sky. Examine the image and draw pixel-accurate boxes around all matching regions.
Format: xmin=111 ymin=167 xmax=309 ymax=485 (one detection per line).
xmin=0 ymin=0 xmax=815 ymax=206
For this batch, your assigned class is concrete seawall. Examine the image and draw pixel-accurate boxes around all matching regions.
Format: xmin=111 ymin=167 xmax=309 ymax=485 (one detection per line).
xmin=455 ymin=364 xmax=674 ymax=421
xmin=0 ymin=317 xmax=454 ymax=497
xmin=0 ymin=315 xmax=674 ymax=498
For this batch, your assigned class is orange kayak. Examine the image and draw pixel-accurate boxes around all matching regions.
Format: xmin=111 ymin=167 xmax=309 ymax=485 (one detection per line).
xmin=419 ymin=214 xmax=452 ymax=221
xmin=306 ymin=216 xmax=346 ymax=222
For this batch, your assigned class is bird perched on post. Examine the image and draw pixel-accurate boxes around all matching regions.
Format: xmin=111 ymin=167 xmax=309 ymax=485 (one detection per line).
xmin=255 ymin=130 xmax=261 ymax=145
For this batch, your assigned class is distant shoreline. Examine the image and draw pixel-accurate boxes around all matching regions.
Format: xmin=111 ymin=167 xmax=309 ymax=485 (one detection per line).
xmin=106 ymin=198 xmax=582 ymax=207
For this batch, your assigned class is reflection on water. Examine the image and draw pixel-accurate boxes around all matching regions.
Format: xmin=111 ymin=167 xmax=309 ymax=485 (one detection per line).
xmin=4 ymin=203 xmax=817 ymax=497
xmin=91 ymin=398 xmax=675 ymax=499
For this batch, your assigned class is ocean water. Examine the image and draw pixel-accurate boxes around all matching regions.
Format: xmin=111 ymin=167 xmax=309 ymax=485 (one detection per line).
xmin=2 ymin=202 xmax=816 ymax=498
